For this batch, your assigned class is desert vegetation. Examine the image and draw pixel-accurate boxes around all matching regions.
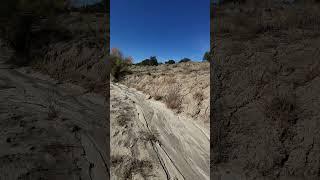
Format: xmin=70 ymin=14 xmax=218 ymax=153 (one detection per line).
xmin=164 ymin=86 xmax=182 ymax=111
xmin=111 ymin=155 xmax=153 ymax=179
xmin=110 ymin=48 xmax=132 ymax=81
xmin=136 ymin=56 xmax=159 ymax=66
xmin=119 ymin=59 xmax=210 ymax=127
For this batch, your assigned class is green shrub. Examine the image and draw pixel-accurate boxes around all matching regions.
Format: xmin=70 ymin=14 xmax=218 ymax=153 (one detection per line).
xmin=179 ymin=58 xmax=191 ymax=63
xmin=110 ymin=56 xmax=131 ymax=81
xmin=202 ymin=51 xmax=211 ymax=62
xmin=137 ymin=56 xmax=158 ymax=66
xmin=165 ymin=60 xmax=175 ymax=64
xmin=110 ymin=48 xmax=132 ymax=81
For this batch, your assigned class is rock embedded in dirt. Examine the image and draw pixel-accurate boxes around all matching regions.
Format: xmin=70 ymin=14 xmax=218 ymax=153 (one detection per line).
xmin=145 ymin=95 xmax=151 ymax=99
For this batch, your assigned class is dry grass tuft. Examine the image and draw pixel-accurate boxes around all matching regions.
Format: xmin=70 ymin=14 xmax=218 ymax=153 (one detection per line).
xmin=193 ymin=92 xmax=204 ymax=101
xmin=111 ymin=155 xmax=124 ymax=167
xmin=112 ymin=155 xmax=153 ymax=179
xmin=139 ymin=130 xmax=160 ymax=144
xmin=116 ymin=114 xmax=130 ymax=127
xmin=164 ymin=87 xmax=182 ymax=110
xmin=123 ymin=159 xmax=153 ymax=179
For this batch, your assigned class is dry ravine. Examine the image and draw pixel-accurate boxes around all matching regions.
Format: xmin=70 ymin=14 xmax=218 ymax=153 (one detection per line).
xmin=111 ymin=82 xmax=210 ymax=180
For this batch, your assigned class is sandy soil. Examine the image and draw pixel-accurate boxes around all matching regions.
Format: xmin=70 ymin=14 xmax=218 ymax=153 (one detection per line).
xmin=0 ymin=48 xmax=109 ymax=179
xmin=111 ymin=82 xmax=210 ymax=179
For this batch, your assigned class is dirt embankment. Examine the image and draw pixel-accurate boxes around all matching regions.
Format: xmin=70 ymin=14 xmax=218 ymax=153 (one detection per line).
xmin=30 ymin=12 xmax=109 ymax=94
xmin=0 ymin=46 xmax=109 ymax=180
xmin=0 ymin=11 xmax=110 ymax=180
xmin=120 ymin=62 xmax=210 ymax=130
xmin=211 ymin=1 xmax=320 ymax=179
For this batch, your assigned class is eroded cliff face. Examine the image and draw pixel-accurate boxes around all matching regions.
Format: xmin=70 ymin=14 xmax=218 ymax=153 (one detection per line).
xmin=119 ymin=62 xmax=210 ymax=130
xmin=0 ymin=40 xmax=109 ymax=180
xmin=211 ymin=1 xmax=320 ymax=179
xmin=0 ymin=11 xmax=111 ymax=180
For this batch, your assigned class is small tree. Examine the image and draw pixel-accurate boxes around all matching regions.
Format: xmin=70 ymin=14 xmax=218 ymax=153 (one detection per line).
xmin=149 ymin=56 xmax=158 ymax=65
xmin=165 ymin=60 xmax=175 ymax=64
xmin=111 ymin=48 xmax=123 ymax=59
xmin=109 ymin=48 xmax=132 ymax=81
xmin=150 ymin=56 xmax=158 ymax=66
xmin=138 ymin=56 xmax=158 ymax=66
xmin=203 ymin=51 xmax=211 ymax=61
xmin=179 ymin=58 xmax=191 ymax=63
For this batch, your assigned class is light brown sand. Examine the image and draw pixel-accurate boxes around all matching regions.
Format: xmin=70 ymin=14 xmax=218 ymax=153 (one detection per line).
xmin=111 ymin=82 xmax=209 ymax=180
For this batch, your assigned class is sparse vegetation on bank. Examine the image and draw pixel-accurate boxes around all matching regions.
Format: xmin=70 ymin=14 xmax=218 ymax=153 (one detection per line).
xmin=120 ymin=61 xmax=210 ymax=124
xmin=136 ymin=56 xmax=159 ymax=66
xmin=164 ymin=87 xmax=182 ymax=110
xmin=0 ymin=0 xmax=109 ymax=94
xmin=110 ymin=48 xmax=132 ymax=81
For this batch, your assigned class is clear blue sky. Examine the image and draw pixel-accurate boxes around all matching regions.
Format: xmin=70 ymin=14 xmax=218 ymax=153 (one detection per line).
xmin=110 ymin=0 xmax=210 ymax=63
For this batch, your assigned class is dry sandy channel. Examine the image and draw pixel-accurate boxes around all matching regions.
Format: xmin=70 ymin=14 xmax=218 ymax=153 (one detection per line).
xmin=111 ymin=83 xmax=210 ymax=180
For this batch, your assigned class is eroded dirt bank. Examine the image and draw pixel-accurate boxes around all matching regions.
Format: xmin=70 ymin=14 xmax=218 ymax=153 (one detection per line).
xmin=120 ymin=62 xmax=210 ymax=131
xmin=0 ymin=48 xmax=109 ymax=179
xmin=111 ymin=82 xmax=210 ymax=179
xmin=211 ymin=1 xmax=320 ymax=179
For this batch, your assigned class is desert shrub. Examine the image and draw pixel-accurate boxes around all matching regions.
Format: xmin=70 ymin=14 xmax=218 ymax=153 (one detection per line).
xmin=202 ymin=51 xmax=211 ymax=61
xmin=123 ymin=56 xmax=133 ymax=65
xmin=116 ymin=114 xmax=130 ymax=127
xmin=122 ymin=159 xmax=153 ymax=179
xmin=179 ymin=58 xmax=191 ymax=63
xmin=165 ymin=60 xmax=175 ymax=64
xmin=139 ymin=130 xmax=160 ymax=143
xmin=110 ymin=56 xmax=131 ymax=81
xmin=111 ymin=155 xmax=153 ymax=179
xmin=193 ymin=92 xmax=204 ymax=101
xmin=110 ymin=48 xmax=132 ymax=81
xmin=137 ymin=56 xmax=158 ymax=66
xmin=111 ymin=155 xmax=124 ymax=167
xmin=164 ymin=87 xmax=182 ymax=110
